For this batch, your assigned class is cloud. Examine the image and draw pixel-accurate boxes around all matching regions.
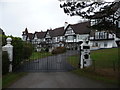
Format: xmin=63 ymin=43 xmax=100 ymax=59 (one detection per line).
xmin=1 ymin=0 xmax=80 ymax=37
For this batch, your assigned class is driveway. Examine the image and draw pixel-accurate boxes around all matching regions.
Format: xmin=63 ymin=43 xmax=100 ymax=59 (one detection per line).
xmin=10 ymin=50 xmax=118 ymax=88
xmin=9 ymin=72 xmax=118 ymax=88
xmin=17 ymin=50 xmax=79 ymax=72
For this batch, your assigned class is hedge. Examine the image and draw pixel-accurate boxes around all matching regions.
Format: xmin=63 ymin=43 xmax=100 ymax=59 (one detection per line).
xmin=2 ymin=51 xmax=9 ymax=75
xmin=22 ymin=42 xmax=33 ymax=59
xmin=2 ymin=35 xmax=33 ymax=72
xmin=52 ymin=47 xmax=66 ymax=54
xmin=12 ymin=38 xmax=33 ymax=71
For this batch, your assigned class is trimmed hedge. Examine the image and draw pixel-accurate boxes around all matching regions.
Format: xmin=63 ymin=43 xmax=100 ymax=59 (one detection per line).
xmin=12 ymin=38 xmax=33 ymax=70
xmin=2 ymin=51 xmax=9 ymax=75
xmin=2 ymin=35 xmax=33 ymax=71
xmin=52 ymin=47 xmax=66 ymax=54
xmin=22 ymin=42 xmax=33 ymax=59
xmin=12 ymin=37 xmax=24 ymax=69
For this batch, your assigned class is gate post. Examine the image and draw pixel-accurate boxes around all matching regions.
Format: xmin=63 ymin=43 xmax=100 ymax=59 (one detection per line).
xmin=80 ymin=40 xmax=92 ymax=69
xmin=2 ymin=37 xmax=13 ymax=72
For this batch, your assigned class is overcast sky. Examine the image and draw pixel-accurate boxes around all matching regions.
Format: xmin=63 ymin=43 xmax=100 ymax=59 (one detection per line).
xmin=0 ymin=0 xmax=114 ymax=37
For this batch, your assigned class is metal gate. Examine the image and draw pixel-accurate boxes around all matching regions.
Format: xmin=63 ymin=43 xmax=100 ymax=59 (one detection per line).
xmin=13 ymin=43 xmax=80 ymax=72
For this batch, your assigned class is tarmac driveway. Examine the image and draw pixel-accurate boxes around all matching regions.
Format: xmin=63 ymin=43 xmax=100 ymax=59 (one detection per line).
xmin=9 ymin=50 xmax=118 ymax=88
xmin=9 ymin=72 xmax=118 ymax=88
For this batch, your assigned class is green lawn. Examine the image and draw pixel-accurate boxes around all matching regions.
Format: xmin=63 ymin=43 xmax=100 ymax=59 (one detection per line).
xmin=67 ymin=48 xmax=119 ymax=85
xmin=91 ymin=48 xmax=119 ymax=69
xmin=71 ymin=69 xmax=119 ymax=85
xmin=67 ymin=55 xmax=80 ymax=68
xmin=2 ymin=72 xmax=27 ymax=88
xmin=29 ymin=52 xmax=52 ymax=61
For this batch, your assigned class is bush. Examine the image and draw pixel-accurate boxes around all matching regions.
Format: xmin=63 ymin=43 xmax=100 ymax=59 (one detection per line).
xmin=2 ymin=35 xmax=33 ymax=71
xmin=22 ymin=42 xmax=33 ymax=59
xmin=45 ymin=47 xmax=49 ymax=52
xmin=2 ymin=51 xmax=9 ymax=75
xmin=11 ymin=37 xmax=24 ymax=70
xmin=9 ymin=36 xmax=33 ymax=70
xmin=52 ymin=47 xmax=66 ymax=54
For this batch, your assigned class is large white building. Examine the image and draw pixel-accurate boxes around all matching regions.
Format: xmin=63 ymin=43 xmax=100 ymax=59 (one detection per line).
xmin=22 ymin=21 xmax=120 ymax=51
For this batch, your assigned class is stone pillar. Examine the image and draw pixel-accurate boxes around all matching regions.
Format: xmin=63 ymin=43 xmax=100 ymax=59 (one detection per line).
xmin=2 ymin=37 xmax=13 ymax=72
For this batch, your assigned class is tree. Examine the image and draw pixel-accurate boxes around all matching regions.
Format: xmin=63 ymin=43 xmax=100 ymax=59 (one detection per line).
xmin=60 ymin=0 xmax=120 ymax=33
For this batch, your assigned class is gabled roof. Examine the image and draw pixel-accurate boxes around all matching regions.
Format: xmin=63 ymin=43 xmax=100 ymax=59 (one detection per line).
xmin=27 ymin=33 xmax=34 ymax=40
xmin=22 ymin=28 xmax=28 ymax=35
xmin=52 ymin=27 xmax=64 ymax=37
xmin=45 ymin=29 xmax=53 ymax=38
xmin=45 ymin=27 xmax=64 ymax=38
xmin=65 ymin=21 xmax=91 ymax=34
xmin=35 ymin=31 xmax=46 ymax=39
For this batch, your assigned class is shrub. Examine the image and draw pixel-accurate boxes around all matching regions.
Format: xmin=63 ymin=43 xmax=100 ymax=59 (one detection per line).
xmin=2 ymin=35 xmax=33 ymax=71
xmin=52 ymin=47 xmax=66 ymax=54
xmin=2 ymin=51 xmax=9 ymax=75
xmin=22 ymin=42 xmax=33 ymax=59
xmin=45 ymin=47 xmax=49 ymax=52
xmin=11 ymin=37 xmax=24 ymax=70
xmin=9 ymin=36 xmax=33 ymax=70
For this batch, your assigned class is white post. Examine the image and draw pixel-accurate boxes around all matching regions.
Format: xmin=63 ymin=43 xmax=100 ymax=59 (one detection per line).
xmin=2 ymin=37 xmax=13 ymax=72
xmin=80 ymin=40 xmax=86 ymax=69
xmin=80 ymin=40 xmax=91 ymax=69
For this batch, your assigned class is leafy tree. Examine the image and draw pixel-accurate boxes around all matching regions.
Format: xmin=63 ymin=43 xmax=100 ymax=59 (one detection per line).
xmin=60 ymin=1 xmax=120 ymax=33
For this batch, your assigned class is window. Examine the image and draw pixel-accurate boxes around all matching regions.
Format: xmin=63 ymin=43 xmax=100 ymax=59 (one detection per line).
xmin=67 ymin=36 xmax=73 ymax=40
xmin=93 ymin=42 xmax=98 ymax=47
xmin=65 ymin=28 xmax=74 ymax=35
xmin=95 ymin=32 xmax=99 ymax=39
xmin=100 ymin=32 xmax=104 ymax=39
xmin=104 ymin=42 xmax=107 ymax=47
xmin=95 ymin=43 xmax=98 ymax=46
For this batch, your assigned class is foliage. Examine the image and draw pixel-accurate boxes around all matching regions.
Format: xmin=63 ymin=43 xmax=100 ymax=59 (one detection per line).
xmin=52 ymin=47 xmax=66 ymax=54
xmin=11 ymin=36 xmax=24 ymax=70
xmin=60 ymin=1 xmax=119 ymax=18
xmin=45 ymin=47 xmax=49 ymax=52
xmin=2 ymin=51 xmax=9 ymax=75
xmin=2 ymin=35 xmax=33 ymax=71
xmin=60 ymin=1 xmax=120 ymax=32
xmin=12 ymin=38 xmax=33 ymax=70
xmin=22 ymin=42 xmax=33 ymax=59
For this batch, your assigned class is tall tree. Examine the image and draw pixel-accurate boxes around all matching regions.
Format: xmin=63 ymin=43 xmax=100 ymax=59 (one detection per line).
xmin=60 ymin=1 xmax=120 ymax=33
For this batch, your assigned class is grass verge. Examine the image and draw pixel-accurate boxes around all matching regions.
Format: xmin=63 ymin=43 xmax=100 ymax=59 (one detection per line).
xmin=71 ymin=69 xmax=119 ymax=85
xmin=67 ymin=48 xmax=119 ymax=85
xmin=2 ymin=72 xmax=27 ymax=88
